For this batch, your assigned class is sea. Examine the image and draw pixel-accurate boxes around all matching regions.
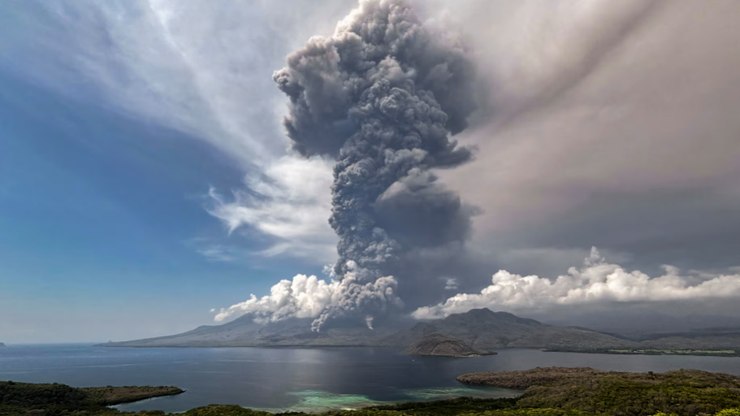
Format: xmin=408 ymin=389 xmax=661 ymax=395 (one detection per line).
xmin=1 ymin=344 xmax=739 ymax=413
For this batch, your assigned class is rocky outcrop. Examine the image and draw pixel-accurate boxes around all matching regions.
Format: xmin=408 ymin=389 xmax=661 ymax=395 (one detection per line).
xmin=406 ymin=333 xmax=492 ymax=357
xmin=457 ymin=367 xmax=603 ymax=389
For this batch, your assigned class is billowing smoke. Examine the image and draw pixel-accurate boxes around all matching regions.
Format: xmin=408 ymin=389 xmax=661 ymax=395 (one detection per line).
xmin=272 ymin=0 xmax=477 ymax=329
xmin=214 ymin=274 xmax=338 ymax=323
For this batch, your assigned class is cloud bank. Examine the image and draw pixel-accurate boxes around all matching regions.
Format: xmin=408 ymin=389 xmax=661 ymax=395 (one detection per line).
xmin=214 ymin=274 xmax=338 ymax=323
xmin=412 ymin=248 xmax=740 ymax=320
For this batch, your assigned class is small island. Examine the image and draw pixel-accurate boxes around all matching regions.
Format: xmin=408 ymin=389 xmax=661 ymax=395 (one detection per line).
xmin=406 ymin=333 xmax=497 ymax=357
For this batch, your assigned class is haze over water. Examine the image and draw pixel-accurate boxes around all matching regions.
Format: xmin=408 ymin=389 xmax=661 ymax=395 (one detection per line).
xmin=1 ymin=345 xmax=739 ymax=412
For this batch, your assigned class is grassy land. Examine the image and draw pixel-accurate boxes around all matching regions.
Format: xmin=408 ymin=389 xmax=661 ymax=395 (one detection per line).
xmin=3 ymin=367 xmax=740 ymax=415
xmin=458 ymin=367 xmax=740 ymax=416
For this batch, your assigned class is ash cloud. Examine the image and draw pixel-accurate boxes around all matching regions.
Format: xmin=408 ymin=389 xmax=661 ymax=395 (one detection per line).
xmin=274 ymin=0 xmax=476 ymax=158
xmin=269 ymin=0 xmax=478 ymax=329
xmin=214 ymin=0 xmax=740 ymax=333
xmin=438 ymin=0 xmax=740 ymax=273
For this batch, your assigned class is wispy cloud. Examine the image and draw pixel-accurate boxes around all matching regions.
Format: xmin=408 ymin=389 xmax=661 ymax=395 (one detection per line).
xmin=2 ymin=1 xmax=298 ymax=166
xmin=1 ymin=1 xmax=356 ymax=262
xmin=207 ymin=155 xmax=336 ymax=262
xmin=195 ymin=245 xmax=237 ymax=263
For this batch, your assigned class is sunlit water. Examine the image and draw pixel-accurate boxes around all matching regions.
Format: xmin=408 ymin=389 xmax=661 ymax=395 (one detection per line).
xmin=1 ymin=344 xmax=739 ymax=412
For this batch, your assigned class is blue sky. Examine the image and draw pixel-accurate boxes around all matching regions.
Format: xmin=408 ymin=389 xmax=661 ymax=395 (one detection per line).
xmin=2 ymin=0 xmax=740 ymax=342
xmin=0 ymin=70 xmax=329 ymax=342
xmin=0 ymin=0 xmax=351 ymax=342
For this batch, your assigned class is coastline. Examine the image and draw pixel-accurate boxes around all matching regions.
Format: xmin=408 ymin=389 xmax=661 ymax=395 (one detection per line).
xmin=543 ymin=347 xmax=740 ymax=357
xmin=4 ymin=367 xmax=740 ymax=415
xmin=101 ymin=341 xmax=740 ymax=358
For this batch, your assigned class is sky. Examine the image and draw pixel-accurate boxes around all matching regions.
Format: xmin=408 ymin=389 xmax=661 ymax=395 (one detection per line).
xmin=1 ymin=0 xmax=740 ymax=343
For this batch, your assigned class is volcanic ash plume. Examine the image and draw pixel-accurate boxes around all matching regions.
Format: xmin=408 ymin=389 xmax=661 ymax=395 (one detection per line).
xmin=273 ymin=0 xmax=477 ymax=330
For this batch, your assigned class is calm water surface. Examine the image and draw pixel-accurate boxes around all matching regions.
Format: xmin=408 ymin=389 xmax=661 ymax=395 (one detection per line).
xmin=1 ymin=344 xmax=739 ymax=412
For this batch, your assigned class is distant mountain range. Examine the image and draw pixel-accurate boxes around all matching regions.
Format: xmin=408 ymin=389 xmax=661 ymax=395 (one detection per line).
xmin=105 ymin=308 xmax=740 ymax=356
xmin=106 ymin=313 xmax=397 ymax=348
xmin=107 ymin=308 xmax=641 ymax=354
xmin=393 ymin=309 xmax=634 ymax=352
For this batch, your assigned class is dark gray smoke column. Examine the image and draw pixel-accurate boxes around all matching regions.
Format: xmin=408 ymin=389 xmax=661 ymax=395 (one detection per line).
xmin=274 ymin=0 xmax=477 ymax=330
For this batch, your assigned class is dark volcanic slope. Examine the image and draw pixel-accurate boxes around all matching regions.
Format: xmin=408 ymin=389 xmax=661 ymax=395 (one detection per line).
xmin=639 ymin=327 xmax=740 ymax=350
xmin=107 ymin=308 xmax=632 ymax=351
xmin=106 ymin=315 xmax=398 ymax=347
xmin=388 ymin=309 xmax=633 ymax=352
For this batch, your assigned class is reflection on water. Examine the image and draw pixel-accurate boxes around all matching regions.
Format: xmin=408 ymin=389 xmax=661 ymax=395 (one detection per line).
xmin=1 ymin=344 xmax=739 ymax=412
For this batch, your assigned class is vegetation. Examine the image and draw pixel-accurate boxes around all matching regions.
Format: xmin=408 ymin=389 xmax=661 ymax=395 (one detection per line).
xmin=458 ymin=367 xmax=740 ymax=416
xmin=0 ymin=380 xmax=182 ymax=415
xmin=3 ymin=368 xmax=740 ymax=415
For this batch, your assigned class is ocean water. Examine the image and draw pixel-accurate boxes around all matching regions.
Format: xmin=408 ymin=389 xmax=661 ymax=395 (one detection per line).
xmin=1 ymin=345 xmax=739 ymax=412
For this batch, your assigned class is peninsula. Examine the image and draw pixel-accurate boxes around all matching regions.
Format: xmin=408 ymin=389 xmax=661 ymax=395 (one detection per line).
xmin=0 ymin=381 xmax=182 ymax=415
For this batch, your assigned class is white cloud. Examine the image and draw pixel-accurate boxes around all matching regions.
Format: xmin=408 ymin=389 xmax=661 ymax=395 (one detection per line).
xmin=412 ymin=248 xmax=740 ymax=320
xmin=207 ymin=155 xmax=336 ymax=261
xmin=214 ymin=274 xmax=340 ymax=323
xmin=213 ymin=268 xmax=398 ymax=329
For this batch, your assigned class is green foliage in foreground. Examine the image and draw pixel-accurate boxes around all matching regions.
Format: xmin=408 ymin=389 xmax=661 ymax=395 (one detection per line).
xmin=178 ymin=406 xmax=740 ymax=416
xmin=176 ymin=399 xmax=586 ymax=416
xmin=0 ymin=380 xmax=179 ymax=416
xmin=2 ymin=369 xmax=740 ymax=416
xmin=513 ymin=369 xmax=740 ymax=416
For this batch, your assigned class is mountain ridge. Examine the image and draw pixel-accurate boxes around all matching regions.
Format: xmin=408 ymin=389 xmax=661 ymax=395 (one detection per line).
xmin=105 ymin=308 xmax=635 ymax=354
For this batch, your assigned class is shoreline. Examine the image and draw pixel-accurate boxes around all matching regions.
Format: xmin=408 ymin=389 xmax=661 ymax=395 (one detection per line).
xmin=543 ymin=347 xmax=740 ymax=357
xmin=100 ymin=342 xmax=740 ymax=358
xmin=4 ymin=367 xmax=740 ymax=415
